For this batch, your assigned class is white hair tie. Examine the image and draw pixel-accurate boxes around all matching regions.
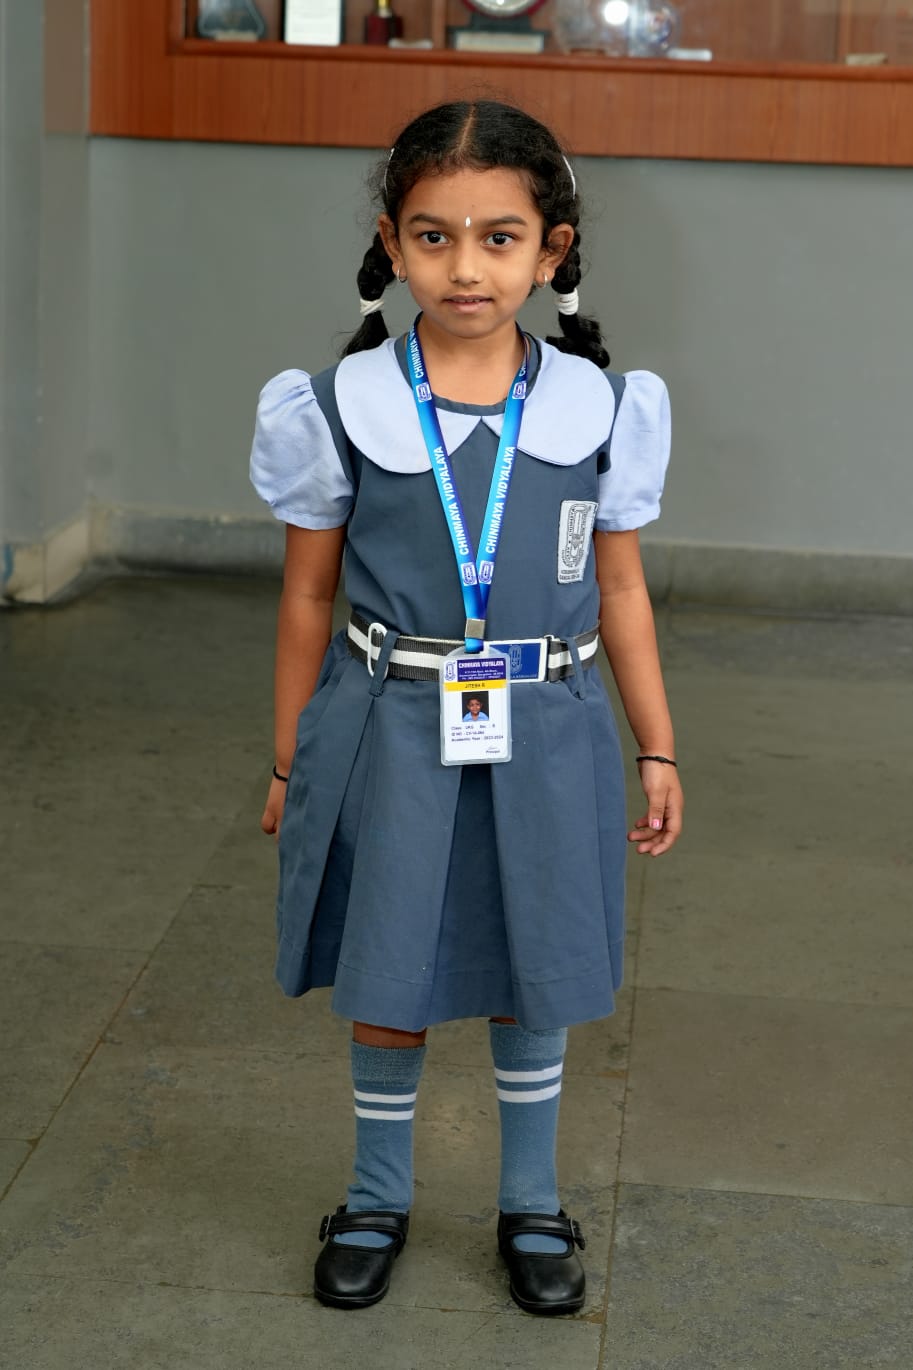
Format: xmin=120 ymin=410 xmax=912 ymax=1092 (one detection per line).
xmin=359 ymin=296 xmax=385 ymax=316
xmin=556 ymin=290 xmax=579 ymax=316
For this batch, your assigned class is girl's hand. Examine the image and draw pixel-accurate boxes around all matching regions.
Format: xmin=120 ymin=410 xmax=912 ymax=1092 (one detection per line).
xmin=628 ymin=760 xmax=683 ymax=857
xmin=260 ymin=774 xmax=289 ymax=842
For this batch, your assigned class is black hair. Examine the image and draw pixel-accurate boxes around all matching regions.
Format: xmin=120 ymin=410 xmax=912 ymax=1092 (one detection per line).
xmin=342 ymin=100 xmax=609 ymax=368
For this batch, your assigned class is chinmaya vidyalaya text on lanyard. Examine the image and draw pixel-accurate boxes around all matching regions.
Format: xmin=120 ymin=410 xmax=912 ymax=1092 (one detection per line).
xmin=405 ymin=323 xmax=529 ymax=766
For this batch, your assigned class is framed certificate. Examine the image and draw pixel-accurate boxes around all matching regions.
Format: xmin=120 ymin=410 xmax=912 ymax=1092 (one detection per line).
xmin=284 ymin=0 xmax=343 ymax=45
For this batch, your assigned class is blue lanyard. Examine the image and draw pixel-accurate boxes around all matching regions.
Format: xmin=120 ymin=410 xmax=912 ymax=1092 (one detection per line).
xmin=405 ymin=324 xmax=528 ymax=653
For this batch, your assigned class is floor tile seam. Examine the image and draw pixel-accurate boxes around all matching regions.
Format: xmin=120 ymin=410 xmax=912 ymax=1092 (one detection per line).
xmin=661 ymin=665 xmax=913 ymax=687
xmin=663 ymin=598 xmax=913 ymax=620
xmin=91 ymin=1039 xmax=620 ymax=1078
xmin=0 ymin=1268 xmax=520 ymax=1315
xmin=597 ymin=861 xmax=649 ymax=1370
xmin=139 ymin=778 xmax=271 ymax=914
xmin=3 ymin=919 xmax=193 ymax=1177
xmin=0 ymin=1269 xmax=309 ymax=1300
xmin=0 ymin=1141 xmax=39 ymax=1205
xmin=614 ymin=1178 xmax=913 ymax=1212
xmin=639 ymin=851 xmax=913 ymax=874
xmin=50 ymin=1038 xmax=532 ymax=1084
xmin=93 ymin=780 xmax=278 ymax=1012
xmin=191 ymin=881 xmax=262 ymax=891
xmin=0 ymin=937 xmax=160 ymax=956
xmin=626 ymin=980 xmax=913 ymax=1016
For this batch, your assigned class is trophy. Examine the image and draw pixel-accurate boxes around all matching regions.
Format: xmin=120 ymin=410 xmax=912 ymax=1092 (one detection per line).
xmin=364 ymin=0 xmax=404 ymax=44
xmin=628 ymin=2 xmax=680 ymax=56
xmin=195 ymin=0 xmax=267 ymax=40
xmin=553 ymin=0 xmax=680 ymax=57
xmin=449 ymin=0 xmax=548 ymax=54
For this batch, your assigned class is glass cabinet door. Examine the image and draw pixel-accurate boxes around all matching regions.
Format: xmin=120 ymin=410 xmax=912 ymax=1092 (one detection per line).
xmin=550 ymin=0 xmax=913 ymax=64
xmin=181 ymin=0 xmax=913 ymax=64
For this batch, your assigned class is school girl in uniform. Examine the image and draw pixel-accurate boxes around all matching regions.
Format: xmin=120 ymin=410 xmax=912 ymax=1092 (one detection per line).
xmin=250 ymin=99 xmax=683 ymax=1316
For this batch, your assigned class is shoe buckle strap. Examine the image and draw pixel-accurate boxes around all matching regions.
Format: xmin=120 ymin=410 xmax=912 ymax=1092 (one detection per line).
xmin=319 ymin=1207 xmax=409 ymax=1247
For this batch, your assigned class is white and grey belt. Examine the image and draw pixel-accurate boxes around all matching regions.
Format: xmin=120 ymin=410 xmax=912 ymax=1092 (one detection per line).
xmin=347 ymin=611 xmax=599 ymax=684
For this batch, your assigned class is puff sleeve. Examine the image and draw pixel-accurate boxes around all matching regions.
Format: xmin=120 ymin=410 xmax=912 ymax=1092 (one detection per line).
xmin=596 ymin=371 xmax=671 ymax=532
xmin=249 ymin=369 xmax=353 ymax=529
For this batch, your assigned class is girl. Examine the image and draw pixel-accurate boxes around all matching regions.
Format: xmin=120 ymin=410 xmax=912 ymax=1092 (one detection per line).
xmin=250 ymin=99 xmax=682 ymax=1317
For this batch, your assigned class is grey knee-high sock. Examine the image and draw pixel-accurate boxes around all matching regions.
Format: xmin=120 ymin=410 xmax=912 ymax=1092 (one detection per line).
xmin=334 ymin=1041 xmax=426 ymax=1249
xmin=489 ymin=1021 xmax=569 ymax=1254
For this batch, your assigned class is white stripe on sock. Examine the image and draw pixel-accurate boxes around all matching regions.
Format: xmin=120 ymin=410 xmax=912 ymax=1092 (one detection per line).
xmin=354 ymin=1106 xmax=416 ymax=1120
xmin=353 ymin=1090 xmax=418 ymax=1104
xmin=496 ymin=1082 xmax=562 ymax=1104
xmin=494 ymin=1063 xmax=563 ymax=1083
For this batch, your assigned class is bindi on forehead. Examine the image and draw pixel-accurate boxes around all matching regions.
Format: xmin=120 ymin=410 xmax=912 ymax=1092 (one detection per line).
xmin=405 ymin=212 xmax=531 ymax=229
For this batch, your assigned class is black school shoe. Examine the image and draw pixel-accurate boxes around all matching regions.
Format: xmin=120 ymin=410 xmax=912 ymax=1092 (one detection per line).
xmin=497 ymin=1210 xmax=587 ymax=1316
xmin=313 ymin=1206 xmax=409 ymax=1309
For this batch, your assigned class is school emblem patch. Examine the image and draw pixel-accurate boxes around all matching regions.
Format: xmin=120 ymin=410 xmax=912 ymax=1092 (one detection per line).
xmin=557 ymin=500 xmax=598 ymax=583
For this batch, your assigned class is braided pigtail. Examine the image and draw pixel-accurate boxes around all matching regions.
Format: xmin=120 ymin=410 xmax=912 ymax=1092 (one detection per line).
xmin=545 ymin=231 xmax=610 ymax=370
xmin=341 ymin=231 xmax=396 ymax=357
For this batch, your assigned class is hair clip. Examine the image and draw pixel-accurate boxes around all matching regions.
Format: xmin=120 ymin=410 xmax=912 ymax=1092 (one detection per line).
xmin=562 ymin=155 xmax=577 ymax=198
xmin=383 ymin=146 xmax=395 ymax=199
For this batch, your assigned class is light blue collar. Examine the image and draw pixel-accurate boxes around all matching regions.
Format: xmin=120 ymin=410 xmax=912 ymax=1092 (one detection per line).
xmin=334 ymin=337 xmax=614 ymax=474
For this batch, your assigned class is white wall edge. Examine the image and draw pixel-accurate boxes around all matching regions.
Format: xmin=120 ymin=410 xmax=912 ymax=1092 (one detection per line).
xmin=1 ymin=511 xmax=91 ymax=603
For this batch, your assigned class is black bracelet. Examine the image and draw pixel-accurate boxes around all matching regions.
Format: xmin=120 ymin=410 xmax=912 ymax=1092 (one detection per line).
xmin=272 ymin=765 xmax=289 ymax=783
xmin=636 ymin=754 xmax=678 ymax=767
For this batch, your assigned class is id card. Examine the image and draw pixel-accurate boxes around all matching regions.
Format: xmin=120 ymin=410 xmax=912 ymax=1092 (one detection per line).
xmin=440 ymin=648 xmax=511 ymax=766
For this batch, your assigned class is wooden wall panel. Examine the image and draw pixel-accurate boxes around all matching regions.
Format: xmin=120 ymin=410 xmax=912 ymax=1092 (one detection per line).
xmin=89 ymin=0 xmax=913 ymax=166
xmin=91 ymin=0 xmax=176 ymax=136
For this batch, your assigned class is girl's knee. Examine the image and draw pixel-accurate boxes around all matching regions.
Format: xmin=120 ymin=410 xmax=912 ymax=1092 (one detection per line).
xmin=353 ymin=1021 xmax=427 ymax=1047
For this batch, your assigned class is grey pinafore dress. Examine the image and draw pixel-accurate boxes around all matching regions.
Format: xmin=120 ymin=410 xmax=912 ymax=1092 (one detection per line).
xmin=250 ymin=333 xmax=670 ymax=1031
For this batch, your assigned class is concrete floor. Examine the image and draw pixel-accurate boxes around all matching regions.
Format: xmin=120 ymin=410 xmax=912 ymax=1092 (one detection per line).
xmin=1 ymin=576 xmax=911 ymax=1370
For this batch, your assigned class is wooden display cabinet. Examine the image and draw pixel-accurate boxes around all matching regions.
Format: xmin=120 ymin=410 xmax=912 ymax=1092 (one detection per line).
xmin=90 ymin=0 xmax=913 ymax=165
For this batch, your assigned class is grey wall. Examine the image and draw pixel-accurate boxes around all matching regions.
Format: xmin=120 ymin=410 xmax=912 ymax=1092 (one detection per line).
xmin=0 ymin=0 xmax=89 ymax=590
xmin=87 ymin=137 xmax=913 ymax=562
xmin=0 ymin=0 xmax=44 ymax=544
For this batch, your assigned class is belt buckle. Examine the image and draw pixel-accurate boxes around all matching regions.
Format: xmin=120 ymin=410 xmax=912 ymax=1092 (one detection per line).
xmin=365 ymin=621 xmax=387 ymax=679
xmin=489 ymin=637 xmax=548 ymax=683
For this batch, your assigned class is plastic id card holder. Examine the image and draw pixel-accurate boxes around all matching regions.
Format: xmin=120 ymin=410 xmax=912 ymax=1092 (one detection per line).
xmin=440 ymin=648 xmax=511 ymax=766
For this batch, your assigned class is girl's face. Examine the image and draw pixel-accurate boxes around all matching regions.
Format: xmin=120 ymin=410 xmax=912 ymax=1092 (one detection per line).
xmin=379 ymin=167 xmax=572 ymax=351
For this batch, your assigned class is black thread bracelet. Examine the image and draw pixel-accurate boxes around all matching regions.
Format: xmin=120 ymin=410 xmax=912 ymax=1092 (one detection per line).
xmin=272 ymin=765 xmax=289 ymax=783
xmin=635 ymin=754 xmax=677 ymax=767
